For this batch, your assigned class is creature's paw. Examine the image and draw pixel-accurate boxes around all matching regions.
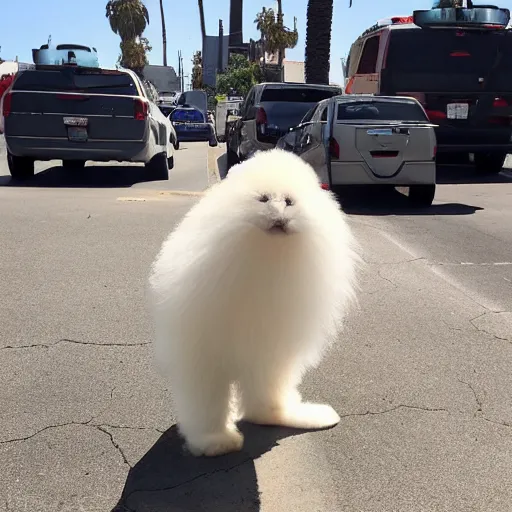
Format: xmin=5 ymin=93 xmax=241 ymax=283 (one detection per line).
xmin=245 ymin=402 xmax=340 ymax=430
xmin=186 ymin=427 xmax=244 ymax=457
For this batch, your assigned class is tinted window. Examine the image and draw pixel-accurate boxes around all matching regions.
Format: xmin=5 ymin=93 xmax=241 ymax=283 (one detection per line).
xmin=171 ymin=108 xmax=205 ymax=123
xmin=13 ymin=69 xmax=138 ymax=95
xmin=260 ymin=87 xmax=341 ymax=103
xmin=386 ymin=29 xmax=512 ymax=75
xmin=357 ymin=35 xmax=380 ymax=74
xmin=337 ymin=101 xmax=428 ymax=121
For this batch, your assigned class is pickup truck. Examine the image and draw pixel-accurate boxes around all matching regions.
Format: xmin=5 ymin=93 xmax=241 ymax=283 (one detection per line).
xmin=2 ymin=65 xmax=177 ymax=181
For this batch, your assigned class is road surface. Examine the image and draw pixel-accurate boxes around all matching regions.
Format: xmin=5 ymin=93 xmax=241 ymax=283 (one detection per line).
xmin=1 ymin=138 xmax=512 ymax=511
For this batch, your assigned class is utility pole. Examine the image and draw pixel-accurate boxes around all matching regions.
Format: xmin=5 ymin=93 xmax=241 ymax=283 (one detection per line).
xmin=159 ymin=0 xmax=167 ymax=66
xmin=218 ymin=20 xmax=224 ymax=73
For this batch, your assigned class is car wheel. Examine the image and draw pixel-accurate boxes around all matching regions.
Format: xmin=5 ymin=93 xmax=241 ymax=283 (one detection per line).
xmin=474 ymin=152 xmax=506 ymax=174
xmin=408 ymin=184 xmax=436 ymax=208
xmin=145 ymin=152 xmax=169 ymax=181
xmin=63 ymin=160 xmax=86 ymax=170
xmin=7 ymin=151 xmax=35 ymax=180
xmin=174 ymin=140 xmax=180 ymax=150
xmin=226 ymin=149 xmax=240 ymax=171
xmin=167 ymin=154 xmax=174 ymax=170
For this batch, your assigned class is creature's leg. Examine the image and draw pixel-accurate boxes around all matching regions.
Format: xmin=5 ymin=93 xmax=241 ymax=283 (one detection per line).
xmin=171 ymin=361 xmax=243 ymax=457
xmin=239 ymin=361 xmax=340 ymax=429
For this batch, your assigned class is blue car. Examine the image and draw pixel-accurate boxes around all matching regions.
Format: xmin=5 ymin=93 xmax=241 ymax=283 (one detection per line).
xmin=170 ymin=105 xmax=217 ymax=147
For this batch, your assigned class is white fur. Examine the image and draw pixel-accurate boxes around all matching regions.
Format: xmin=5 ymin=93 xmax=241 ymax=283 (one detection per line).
xmin=148 ymin=149 xmax=360 ymax=457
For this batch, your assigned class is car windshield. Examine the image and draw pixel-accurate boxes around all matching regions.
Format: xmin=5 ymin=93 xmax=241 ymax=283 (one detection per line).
xmin=337 ymin=101 xmax=428 ymax=122
xmin=13 ymin=69 xmax=138 ymax=95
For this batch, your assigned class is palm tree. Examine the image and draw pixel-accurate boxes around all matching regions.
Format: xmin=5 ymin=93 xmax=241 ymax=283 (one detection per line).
xmin=105 ymin=0 xmax=151 ymax=73
xmin=304 ymin=0 xmax=334 ymax=84
xmin=159 ymin=0 xmax=167 ymax=66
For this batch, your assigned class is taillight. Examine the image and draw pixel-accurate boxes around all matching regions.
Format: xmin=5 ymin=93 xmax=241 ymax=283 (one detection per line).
xmin=329 ymin=137 xmax=340 ymax=159
xmin=255 ymin=107 xmax=267 ymax=134
xmin=321 ymin=183 xmax=330 ymax=190
xmin=426 ymin=110 xmax=447 ymax=121
xmin=493 ymin=97 xmax=508 ymax=108
xmin=2 ymin=92 xmax=12 ymax=117
xmin=134 ymin=99 xmax=149 ymax=120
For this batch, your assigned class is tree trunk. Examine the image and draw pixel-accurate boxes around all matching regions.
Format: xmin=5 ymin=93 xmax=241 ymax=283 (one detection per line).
xmin=198 ymin=0 xmax=206 ymax=41
xmin=159 ymin=0 xmax=167 ymax=66
xmin=277 ymin=0 xmax=284 ymax=81
xmin=305 ymin=0 xmax=334 ymax=84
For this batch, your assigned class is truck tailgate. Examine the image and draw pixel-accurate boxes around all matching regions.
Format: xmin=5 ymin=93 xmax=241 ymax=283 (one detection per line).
xmin=6 ymin=91 xmax=146 ymax=142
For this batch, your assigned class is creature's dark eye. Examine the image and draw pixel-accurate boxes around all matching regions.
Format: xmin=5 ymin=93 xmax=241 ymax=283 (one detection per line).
xmin=285 ymin=196 xmax=294 ymax=207
xmin=259 ymin=194 xmax=270 ymax=203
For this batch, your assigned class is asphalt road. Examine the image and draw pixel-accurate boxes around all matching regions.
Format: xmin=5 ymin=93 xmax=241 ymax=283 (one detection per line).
xmin=1 ymin=138 xmax=512 ymax=512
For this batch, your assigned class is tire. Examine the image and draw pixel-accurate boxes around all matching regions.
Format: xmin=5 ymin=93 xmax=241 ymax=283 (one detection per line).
xmin=173 ymin=140 xmax=180 ymax=150
xmin=167 ymin=154 xmax=174 ymax=170
xmin=226 ymin=148 xmax=240 ymax=172
xmin=474 ymin=152 xmax=506 ymax=174
xmin=145 ymin=152 xmax=169 ymax=181
xmin=408 ymin=184 xmax=436 ymax=208
xmin=7 ymin=151 xmax=35 ymax=180
xmin=63 ymin=159 xmax=86 ymax=170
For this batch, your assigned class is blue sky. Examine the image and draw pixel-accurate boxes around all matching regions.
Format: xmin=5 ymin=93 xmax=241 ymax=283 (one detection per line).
xmin=1 ymin=0 xmax=497 ymax=86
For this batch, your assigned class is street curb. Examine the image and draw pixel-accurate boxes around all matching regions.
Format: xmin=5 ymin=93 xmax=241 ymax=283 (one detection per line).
xmin=207 ymin=144 xmax=223 ymax=186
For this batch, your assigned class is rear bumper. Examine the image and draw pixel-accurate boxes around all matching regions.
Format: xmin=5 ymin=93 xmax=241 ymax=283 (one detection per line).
xmin=330 ymin=161 xmax=436 ymax=186
xmin=437 ymin=143 xmax=512 ymax=154
xmin=435 ymin=126 xmax=512 ymax=154
xmin=174 ymin=123 xmax=213 ymax=142
xmin=5 ymin=136 xmax=150 ymax=162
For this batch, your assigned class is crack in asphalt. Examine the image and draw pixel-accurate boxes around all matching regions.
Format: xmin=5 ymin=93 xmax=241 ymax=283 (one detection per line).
xmin=0 ymin=420 xmax=94 ymax=445
xmin=339 ymin=404 xmax=448 ymax=419
xmin=1 ymin=338 xmax=151 ymax=350
xmin=482 ymin=417 xmax=512 ymax=430
xmin=469 ymin=314 xmax=511 ymax=342
xmin=458 ymin=379 xmax=483 ymax=414
xmin=0 ymin=420 xmax=164 ymax=447
xmin=96 ymin=425 xmax=132 ymax=469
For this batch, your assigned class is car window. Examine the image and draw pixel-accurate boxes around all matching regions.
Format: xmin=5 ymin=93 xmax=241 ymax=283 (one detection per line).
xmin=357 ymin=35 xmax=380 ymax=74
xmin=13 ymin=69 xmax=139 ymax=95
xmin=300 ymin=106 xmax=317 ymax=124
xmin=320 ymin=107 xmax=328 ymax=122
xmin=336 ymin=101 xmax=429 ymax=122
xmin=260 ymin=87 xmax=340 ymax=103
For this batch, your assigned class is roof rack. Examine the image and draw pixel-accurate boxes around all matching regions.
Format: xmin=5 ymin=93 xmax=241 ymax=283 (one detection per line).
xmin=361 ymin=15 xmax=414 ymax=37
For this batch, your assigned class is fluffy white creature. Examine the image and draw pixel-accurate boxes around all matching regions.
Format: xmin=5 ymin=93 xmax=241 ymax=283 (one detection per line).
xmin=148 ymin=149 xmax=360 ymax=457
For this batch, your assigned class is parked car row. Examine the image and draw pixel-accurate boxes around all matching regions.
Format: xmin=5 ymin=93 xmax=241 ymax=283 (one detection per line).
xmin=223 ymin=6 xmax=512 ymax=208
xmin=224 ymin=82 xmax=437 ymax=206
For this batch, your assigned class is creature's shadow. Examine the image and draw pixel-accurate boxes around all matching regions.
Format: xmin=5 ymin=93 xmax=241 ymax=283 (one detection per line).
xmin=112 ymin=422 xmax=314 ymax=512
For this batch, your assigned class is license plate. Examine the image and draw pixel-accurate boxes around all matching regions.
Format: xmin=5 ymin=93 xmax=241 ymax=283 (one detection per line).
xmin=447 ymin=103 xmax=469 ymax=120
xmin=184 ymin=124 xmax=203 ymax=130
xmin=63 ymin=116 xmax=88 ymax=127
xmin=367 ymin=129 xmax=393 ymax=136
xmin=67 ymin=126 xmax=88 ymax=142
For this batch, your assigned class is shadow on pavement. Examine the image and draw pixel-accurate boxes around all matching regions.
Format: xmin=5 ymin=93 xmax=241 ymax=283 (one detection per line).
xmin=436 ymin=164 xmax=512 ymax=185
xmin=338 ymin=186 xmax=483 ymax=217
xmin=0 ymin=164 xmax=161 ymax=188
xmin=112 ymin=423 xmax=313 ymax=512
